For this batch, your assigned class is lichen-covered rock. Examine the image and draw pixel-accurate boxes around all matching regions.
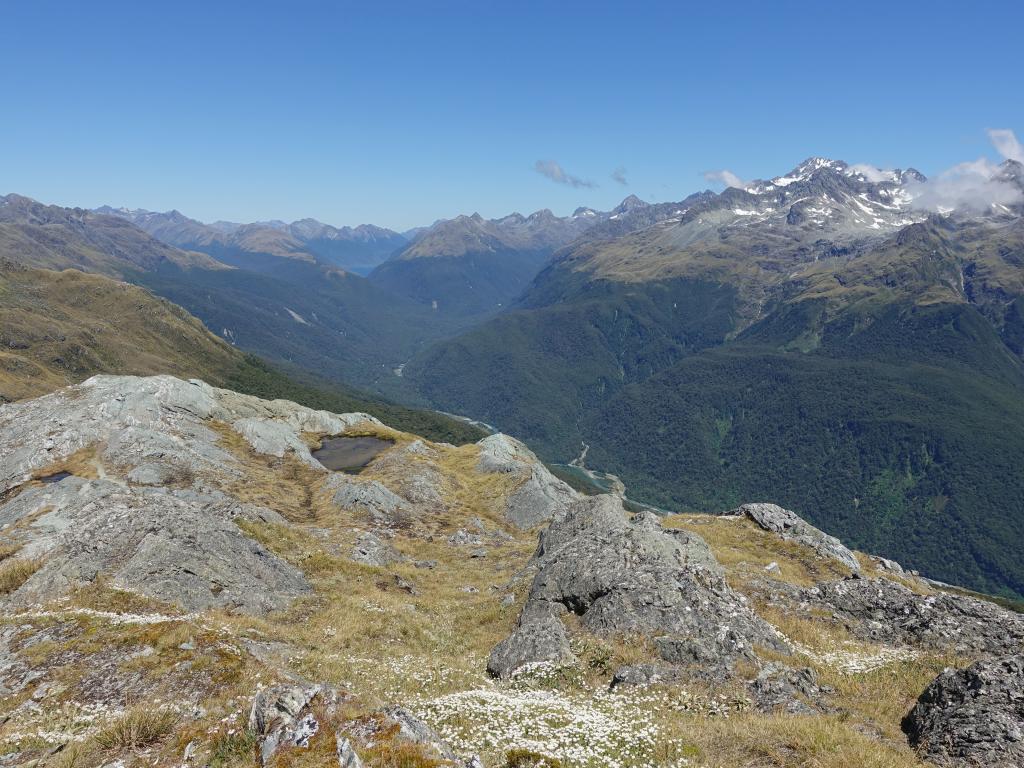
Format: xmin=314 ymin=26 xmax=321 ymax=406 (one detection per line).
xmin=610 ymin=663 xmax=686 ymax=688
xmin=476 ymin=433 xmax=577 ymax=529
xmin=0 ymin=375 xmax=378 ymax=494
xmin=344 ymin=705 xmax=461 ymax=762
xmin=326 ymin=475 xmax=411 ymax=528
xmin=809 ymin=575 xmax=1024 ymax=656
xmin=903 ymin=655 xmax=1024 ymax=767
xmin=748 ymin=663 xmax=830 ymax=714
xmin=350 ymin=532 xmax=405 ymax=567
xmin=336 ymin=735 xmax=364 ymax=768
xmin=0 ymin=375 xmax=389 ymax=613
xmin=722 ymin=503 xmax=860 ymax=572
xmin=487 ymin=614 xmax=576 ymax=678
xmin=2 ymin=477 xmax=309 ymax=613
xmin=249 ymin=684 xmax=324 ymax=766
xmin=488 ymin=495 xmax=787 ymax=678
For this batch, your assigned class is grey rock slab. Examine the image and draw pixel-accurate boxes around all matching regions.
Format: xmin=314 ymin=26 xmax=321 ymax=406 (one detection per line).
xmin=336 ymin=735 xmax=364 ymax=768
xmin=809 ymin=576 xmax=1024 ymax=656
xmin=249 ymin=684 xmax=323 ymax=766
xmin=748 ymin=663 xmax=831 ymax=714
xmin=722 ymin=503 xmax=860 ymax=572
xmin=903 ymin=655 xmax=1024 ymax=767
xmin=326 ymin=475 xmax=411 ymax=528
xmin=350 ymin=532 xmax=405 ymax=567
xmin=476 ymin=433 xmax=577 ymax=529
xmin=4 ymin=480 xmax=310 ymax=614
xmin=611 ymin=662 xmax=686 ymax=688
xmin=489 ymin=495 xmax=787 ymax=678
xmin=487 ymin=613 xmax=576 ymax=678
xmin=0 ymin=374 xmax=381 ymax=495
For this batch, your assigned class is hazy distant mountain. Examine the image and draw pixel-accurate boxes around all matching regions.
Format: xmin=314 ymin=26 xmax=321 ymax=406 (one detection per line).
xmin=406 ymin=157 xmax=1024 ymax=598
xmin=369 ymin=202 xmax=646 ymax=318
xmin=96 ymin=207 xmax=407 ymax=274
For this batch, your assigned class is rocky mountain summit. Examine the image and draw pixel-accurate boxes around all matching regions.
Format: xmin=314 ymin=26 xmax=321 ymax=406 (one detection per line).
xmin=1 ymin=376 xmax=1022 ymax=767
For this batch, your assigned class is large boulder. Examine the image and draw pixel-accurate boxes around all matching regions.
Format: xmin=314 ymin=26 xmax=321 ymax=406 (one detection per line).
xmin=0 ymin=375 xmax=379 ymax=494
xmin=808 ymin=576 xmax=1024 ymax=656
xmin=476 ymin=434 xmax=577 ymax=529
xmin=903 ymin=655 xmax=1024 ymax=767
xmin=0 ymin=375 xmax=388 ymax=613
xmin=1 ymin=477 xmax=310 ymax=614
xmin=722 ymin=502 xmax=860 ymax=572
xmin=488 ymin=495 xmax=787 ymax=678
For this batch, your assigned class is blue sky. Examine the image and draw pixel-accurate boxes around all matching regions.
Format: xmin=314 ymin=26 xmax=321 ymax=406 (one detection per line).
xmin=2 ymin=0 xmax=1022 ymax=230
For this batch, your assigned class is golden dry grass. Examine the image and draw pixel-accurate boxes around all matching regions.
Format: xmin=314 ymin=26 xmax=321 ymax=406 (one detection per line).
xmin=665 ymin=514 xmax=851 ymax=589
xmin=0 ymin=556 xmax=42 ymax=594
xmin=659 ymin=711 xmax=929 ymax=768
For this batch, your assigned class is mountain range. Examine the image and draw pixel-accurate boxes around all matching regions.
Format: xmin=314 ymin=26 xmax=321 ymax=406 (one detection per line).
xmin=2 ymin=155 xmax=1024 ymax=601
xmin=405 ymin=157 xmax=1024 ymax=598
xmin=96 ymin=206 xmax=409 ymax=275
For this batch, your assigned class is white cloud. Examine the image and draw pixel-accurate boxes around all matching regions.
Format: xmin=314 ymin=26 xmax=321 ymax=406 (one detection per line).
xmin=611 ymin=166 xmax=628 ymax=186
xmin=703 ymin=169 xmax=746 ymax=189
xmin=907 ymin=129 xmax=1023 ymax=213
xmin=988 ymin=128 xmax=1023 ymax=163
xmin=534 ymin=160 xmax=596 ymax=189
xmin=908 ymin=157 xmax=1022 ymax=213
xmin=849 ymin=163 xmax=894 ymax=183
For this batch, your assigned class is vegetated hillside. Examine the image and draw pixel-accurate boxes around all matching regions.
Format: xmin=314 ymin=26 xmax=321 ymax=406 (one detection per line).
xmin=584 ymin=301 xmax=1024 ymax=598
xmin=407 ymin=160 xmax=1024 ymax=598
xmin=3 ymin=374 xmax=1022 ymax=768
xmin=132 ymin=258 xmax=469 ymax=396
xmin=0 ymin=261 xmax=253 ymax=401
xmin=0 ymin=261 xmax=481 ymax=444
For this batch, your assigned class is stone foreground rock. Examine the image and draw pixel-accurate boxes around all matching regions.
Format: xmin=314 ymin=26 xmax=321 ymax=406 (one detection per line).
xmin=488 ymin=494 xmax=788 ymax=678
xmin=903 ymin=655 xmax=1024 ymax=767
xmin=476 ymin=433 xmax=577 ymax=529
xmin=0 ymin=375 xmax=379 ymax=613
xmin=809 ymin=575 xmax=1024 ymax=656
xmin=722 ymin=502 xmax=860 ymax=571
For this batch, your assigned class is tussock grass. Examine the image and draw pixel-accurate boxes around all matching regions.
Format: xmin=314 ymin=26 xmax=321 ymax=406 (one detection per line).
xmin=657 ymin=711 xmax=929 ymax=768
xmin=93 ymin=707 xmax=178 ymax=751
xmin=665 ymin=514 xmax=850 ymax=589
xmin=32 ymin=446 xmax=101 ymax=483
xmin=0 ymin=556 xmax=42 ymax=594
xmin=49 ymin=741 xmax=99 ymax=768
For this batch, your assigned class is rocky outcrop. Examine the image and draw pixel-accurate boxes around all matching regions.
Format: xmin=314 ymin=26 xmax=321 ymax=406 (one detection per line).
xmin=488 ymin=495 xmax=787 ymax=678
xmin=488 ymin=614 xmax=577 ymax=678
xmin=809 ymin=576 xmax=1024 ymax=656
xmin=903 ymin=655 xmax=1024 ymax=767
xmin=0 ymin=375 xmax=384 ymax=613
xmin=476 ymin=434 xmax=577 ymax=529
xmin=249 ymin=684 xmax=331 ymax=765
xmin=2 ymin=477 xmax=309 ymax=613
xmin=0 ymin=375 xmax=377 ymax=494
xmin=327 ymin=475 xmax=412 ymax=528
xmin=350 ymin=532 xmax=405 ymax=567
xmin=749 ymin=664 xmax=831 ymax=715
xmin=722 ymin=503 xmax=860 ymax=572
